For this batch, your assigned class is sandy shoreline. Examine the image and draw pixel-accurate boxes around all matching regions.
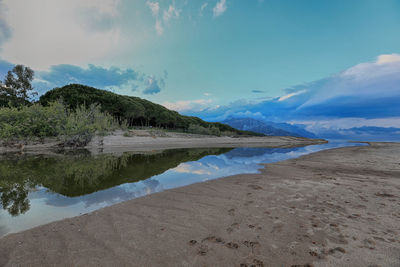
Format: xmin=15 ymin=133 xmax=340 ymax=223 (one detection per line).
xmin=0 ymin=130 xmax=327 ymax=154
xmin=0 ymin=142 xmax=399 ymax=266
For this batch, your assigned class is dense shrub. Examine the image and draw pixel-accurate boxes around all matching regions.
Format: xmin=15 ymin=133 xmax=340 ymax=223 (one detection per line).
xmin=188 ymin=124 xmax=221 ymax=136
xmin=0 ymin=102 xmax=65 ymax=141
xmin=61 ymin=104 xmax=117 ymax=146
xmin=0 ymin=102 xmax=117 ymax=147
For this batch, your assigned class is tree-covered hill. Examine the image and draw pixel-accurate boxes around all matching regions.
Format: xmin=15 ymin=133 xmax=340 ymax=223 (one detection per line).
xmin=39 ymin=84 xmax=261 ymax=136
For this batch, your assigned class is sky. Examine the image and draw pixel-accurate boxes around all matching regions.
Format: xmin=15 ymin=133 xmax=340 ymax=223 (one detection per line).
xmin=0 ymin=0 xmax=399 ymax=133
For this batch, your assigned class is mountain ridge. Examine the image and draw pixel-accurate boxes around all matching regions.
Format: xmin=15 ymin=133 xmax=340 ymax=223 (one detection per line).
xmin=221 ymin=117 xmax=317 ymax=138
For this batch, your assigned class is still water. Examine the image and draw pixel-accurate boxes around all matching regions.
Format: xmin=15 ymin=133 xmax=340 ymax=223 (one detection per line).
xmin=0 ymin=141 xmax=364 ymax=237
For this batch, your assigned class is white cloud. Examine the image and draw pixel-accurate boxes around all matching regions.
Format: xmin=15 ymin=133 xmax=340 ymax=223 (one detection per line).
xmin=0 ymin=0 xmax=121 ymax=70
xmin=342 ymin=55 xmax=400 ymax=81
xmin=377 ymin=53 xmax=400 ymax=65
xmin=278 ymin=90 xmax=306 ymax=101
xmin=213 ymin=0 xmax=227 ymax=17
xmin=146 ymin=1 xmax=160 ymax=16
xmin=298 ymin=53 xmax=400 ymax=108
xmin=174 ymin=163 xmax=212 ymax=175
xmin=163 ymin=99 xmax=213 ymax=112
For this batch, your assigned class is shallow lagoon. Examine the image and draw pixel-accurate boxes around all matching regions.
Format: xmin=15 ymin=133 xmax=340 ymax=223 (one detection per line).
xmin=0 ymin=141 xmax=364 ymax=237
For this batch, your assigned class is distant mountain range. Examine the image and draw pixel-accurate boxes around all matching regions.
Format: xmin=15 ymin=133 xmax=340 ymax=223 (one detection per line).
xmin=221 ymin=118 xmax=317 ymax=138
xmin=222 ymin=117 xmax=400 ymax=141
xmin=315 ymin=126 xmax=400 ymax=141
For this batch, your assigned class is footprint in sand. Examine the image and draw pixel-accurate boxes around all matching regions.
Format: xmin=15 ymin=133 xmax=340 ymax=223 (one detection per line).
xmin=226 ymin=242 xmax=239 ymax=249
xmin=200 ymin=235 xmax=242 ymax=251
xmin=248 ymin=184 xmax=263 ymax=190
xmin=363 ymin=238 xmax=376 ymax=249
xmin=202 ymin=236 xmax=225 ymax=244
xmin=243 ymin=240 xmax=261 ymax=254
xmin=375 ymin=192 xmax=396 ymax=197
xmin=188 ymin=240 xmax=197 ymax=245
xmin=240 ymin=259 xmax=265 ymax=267
xmin=372 ymin=236 xmax=385 ymax=242
xmin=244 ymin=200 xmax=254 ymax=206
xmin=328 ymin=247 xmax=346 ymax=254
xmin=227 ymin=222 xmax=240 ymax=233
xmin=197 ymin=244 xmax=208 ymax=255
xmin=271 ymin=222 xmax=284 ymax=233
xmin=316 ymin=247 xmax=346 ymax=259
xmin=253 ymin=259 xmax=265 ymax=267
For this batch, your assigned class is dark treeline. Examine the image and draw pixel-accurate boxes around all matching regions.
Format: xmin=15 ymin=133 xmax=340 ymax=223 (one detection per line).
xmin=39 ymin=84 xmax=262 ymax=136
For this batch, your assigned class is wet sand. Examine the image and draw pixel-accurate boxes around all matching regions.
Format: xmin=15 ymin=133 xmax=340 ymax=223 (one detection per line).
xmin=0 ymin=142 xmax=399 ymax=266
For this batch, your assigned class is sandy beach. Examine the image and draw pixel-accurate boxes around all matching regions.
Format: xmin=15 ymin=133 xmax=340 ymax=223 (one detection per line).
xmin=0 ymin=142 xmax=399 ymax=266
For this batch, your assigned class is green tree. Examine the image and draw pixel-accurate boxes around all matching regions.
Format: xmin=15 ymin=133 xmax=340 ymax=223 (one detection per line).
xmin=1 ymin=65 xmax=35 ymax=106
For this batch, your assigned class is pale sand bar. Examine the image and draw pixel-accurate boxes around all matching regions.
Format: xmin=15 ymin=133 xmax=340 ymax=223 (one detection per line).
xmin=0 ymin=130 xmax=327 ymax=154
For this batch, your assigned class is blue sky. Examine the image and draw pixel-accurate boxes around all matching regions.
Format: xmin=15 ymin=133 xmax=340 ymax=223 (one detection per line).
xmin=0 ymin=0 xmax=399 ymax=132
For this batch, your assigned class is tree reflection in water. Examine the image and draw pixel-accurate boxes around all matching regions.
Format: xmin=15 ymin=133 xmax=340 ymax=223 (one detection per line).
xmin=0 ymin=182 xmax=31 ymax=216
xmin=0 ymin=148 xmax=231 ymax=216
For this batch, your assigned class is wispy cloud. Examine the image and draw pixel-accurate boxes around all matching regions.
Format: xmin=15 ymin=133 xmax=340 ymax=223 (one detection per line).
xmin=155 ymin=19 xmax=164 ymax=35
xmin=146 ymin=1 xmax=160 ymax=16
xmin=147 ymin=1 xmax=181 ymax=35
xmin=163 ymin=4 xmax=180 ymax=23
xmin=213 ymin=0 xmax=227 ymax=17
xmin=200 ymin=2 xmax=208 ymax=16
